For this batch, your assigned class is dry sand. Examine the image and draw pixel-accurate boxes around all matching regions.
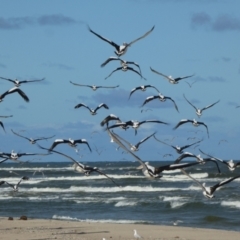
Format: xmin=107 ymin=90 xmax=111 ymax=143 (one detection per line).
xmin=0 ymin=217 xmax=239 ymax=240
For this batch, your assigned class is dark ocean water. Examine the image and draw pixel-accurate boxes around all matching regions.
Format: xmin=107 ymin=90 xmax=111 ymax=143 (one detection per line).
xmin=0 ymin=161 xmax=240 ymax=231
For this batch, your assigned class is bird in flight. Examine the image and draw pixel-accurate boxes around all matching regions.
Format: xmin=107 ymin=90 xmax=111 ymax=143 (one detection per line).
xmin=70 ymin=81 xmax=119 ymax=91
xmin=74 ymin=103 xmax=109 ymax=115
xmin=88 ymin=25 xmax=155 ymax=57
xmin=0 ymin=87 xmax=29 ymax=102
xmin=0 ymin=76 xmax=45 ymax=87
xmin=150 ymin=67 xmax=194 ymax=84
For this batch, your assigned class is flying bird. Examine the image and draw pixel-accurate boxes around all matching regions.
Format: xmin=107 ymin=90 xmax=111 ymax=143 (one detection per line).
xmin=129 ymin=85 xmax=159 ymax=99
xmin=183 ymin=94 xmax=220 ymax=117
xmin=113 ymin=131 xmax=156 ymax=151
xmin=74 ymin=103 xmax=109 ymax=115
xmin=0 ymin=87 xmax=29 ymax=102
xmin=150 ymin=67 xmax=194 ymax=84
xmin=141 ymin=93 xmax=179 ymax=112
xmin=181 ymin=168 xmax=240 ymax=198
xmin=0 ymin=76 xmax=45 ymax=87
xmin=185 ymin=80 xmax=198 ymax=88
xmin=108 ymin=119 xmax=168 ymax=135
xmin=154 ymin=135 xmax=202 ymax=154
xmin=105 ymin=63 xmax=146 ymax=80
xmin=11 ymin=129 xmax=55 ymax=144
xmin=49 ymin=138 xmax=92 ymax=152
xmin=173 ymin=119 xmax=209 ymax=138
xmin=88 ymin=25 xmax=155 ymax=57
xmin=0 ymin=150 xmax=49 ymax=160
xmin=199 ymin=149 xmax=240 ymax=171
xmin=38 ymin=145 xmax=119 ymax=187
xmin=70 ymin=81 xmax=119 ymax=90
xmin=0 ymin=176 xmax=29 ymax=192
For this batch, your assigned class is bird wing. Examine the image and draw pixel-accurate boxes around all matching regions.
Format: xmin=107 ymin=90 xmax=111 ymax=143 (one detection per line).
xmin=88 ymin=26 xmax=120 ymax=50
xmin=174 ymin=152 xmax=197 ymax=163
xmin=94 ymin=168 xmax=120 ymax=187
xmin=202 ymin=100 xmax=220 ymax=111
xmin=199 ymin=149 xmax=226 ymax=165
xmin=69 ymin=81 xmax=91 ymax=88
xmin=100 ymin=56 xmax=120 ymax=67
xmin=125 ymin=66 xmax=145 ymax=79
xmin=141 ymin=95 xmax=158 ymax=107
xmin=100 ymin=85 xmax=119 ymax=89
xmin=211 ymin=174 xmax=240 ymax=193
xmin=198 ymin=121 xmax=209 ymax=138
xmin=135 ymin=132 xmax=155 ymax=148
xmin=127 ymin=25 xmax=155 ymax=46
xmin=173 ymin=119 xmax=191 ymax=130
xmin=181 ymin=139 xmax=202 ymax=151
xmin=180 ymin=169 xmax=205 ymax=191
xmin=3 ymin=181 xmax=15 ymax=189
xmin=100 ymin=114 xmax=120 ymax=127
xmin=74 ymin=103 xmax=91 ymax=111
xmin=105 ymin=67 xmax=122 ymax=80
xmin=5 ymin=87 xmax=29 ymax=102
xmin=49 ymin=139 xmax=69 ymax=151
xmin=20 ymin=78 xmax=45 ymax=84
xmin=107 ymin=129 xmax=151 ymax=175
xmin=75 ymin=139 xmax=92 ymax=152
xmin=11 ymin=129 xmax=30 ymax=141
xmin=0 ymin=77 xmax=15 ymax=83
xmin=0 ymin=121 xmax=6 ymax=132
xmin=128 ymin=87 xmax=140 ymax=99
xmin=94 ymin=103 xmax=109 ymax=112
xmin=165 ymin=96 xmax=179 ymax=112
xmin=175 ymin=74 xmax=195 ymax=81
xmin=183 ymin=94 xmax=198 ymax=111
xmin=150 ymin=67 xmax=170 ymax=80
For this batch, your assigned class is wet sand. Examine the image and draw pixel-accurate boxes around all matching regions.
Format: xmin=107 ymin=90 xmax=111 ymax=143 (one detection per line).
xmin=0 ymin=217 xmax=239 ymax=240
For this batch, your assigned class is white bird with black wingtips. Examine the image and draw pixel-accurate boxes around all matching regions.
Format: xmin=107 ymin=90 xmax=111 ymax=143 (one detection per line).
xmin=183 ymin=94 xmax=220 ymax=117
xmin=70 ymin=81 xmax=119 ymax=91
xmin=150 ymin=67 xmax=194 ymax=84
xmin=0 ymin=76 xmax=45 ymax=87
xmin=88 ymin=25 xmax=155 ymax=57
xmin=74 ymin=103 xmax=109 ymax=115
xmin=0 ymin=176 xmax=29 ymax=192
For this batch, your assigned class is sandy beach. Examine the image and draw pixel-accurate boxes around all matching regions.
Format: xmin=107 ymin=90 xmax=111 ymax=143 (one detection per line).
xmin=0 ymin=217 xmax=239 ymax=240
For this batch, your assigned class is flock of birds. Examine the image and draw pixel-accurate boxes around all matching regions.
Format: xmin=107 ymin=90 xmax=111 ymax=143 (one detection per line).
xmin=1 ymin=24 xmax=240 ymax=203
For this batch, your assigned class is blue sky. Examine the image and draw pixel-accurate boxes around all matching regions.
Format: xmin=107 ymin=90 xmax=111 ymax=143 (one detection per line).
xmin=0 ymin=0 xmax=239 ymax=162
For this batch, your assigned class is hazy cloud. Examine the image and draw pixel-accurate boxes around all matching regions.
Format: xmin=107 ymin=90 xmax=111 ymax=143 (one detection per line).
xmin=0 ymin=14 xmax=80 ymax=30
xmin=208 ymin=76 xmax=226 ymax=82
xmin=42 ymin=62 xmax=74 ymax=71
xmin=0 ymin=63 xmax=7 ymax=68
xmin=38 ymin=14 xmax=77 ymax=26
xmin=191 ymin=13 xmax=240 ymax=32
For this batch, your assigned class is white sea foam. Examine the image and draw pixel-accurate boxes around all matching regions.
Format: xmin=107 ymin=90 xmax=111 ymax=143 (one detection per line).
xmin=114 ymin=201 xmax=137 ymax=207
xmin=52 ymin=215 xmax=150 ymax=224
xmin=221 ymin=201 xmax=240 ymax=209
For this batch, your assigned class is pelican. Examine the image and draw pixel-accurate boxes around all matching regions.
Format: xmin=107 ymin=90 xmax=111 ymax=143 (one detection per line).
xmin=113 ymin=131 xmax=156 ymax=151
xmin=49 ymin=138 xmax=92 ymax=152
xmin=88 ymin=25 xmax=155 ymax=57
xmin=11 ymin=129 xmax=55 ymax=144
xmin=129 ymin=85 xmax=159 ymax=99
xmin=0 ymin=176 xmax=29 ymax=192
xmin=70 ymin=81 xmax=119 ymax=90
xmin=150 ymin=67 xmax=194 ymax=84
xmin=0 ymin=76 xmax=45 ymax=87
xmin=183 ymin=94 xmax=220 ymax=117
xmin=74 ymin=103 xmax=109 ymax=115
xmin=173 ymin=119 xmax=209 ymax=138
xmin=181 ymin=169 xmax=240 ymax=198
xmin=108 ymin=119 xmax=168 ymax=135
xmin=105 ymin=63 xmax=146 ymax=80
xmin=101 ymin=56 xmax=142 ymax=74
xmin=38 ymin=145 xmax=119 ymax=187
xmin=0 ymin=150 xmax=49 ymax=160
xmin=0 ymin=87 xmax=29 ymax=102
xmin=141 ymin=93 xmax=179 ymax=112
xmin=185 ymin=80 xmax=198 ymax=88
xmin=199 ymin=149 xmax=240 ymax=171
xmin=154 ymin=135 xmax=202 ymax=154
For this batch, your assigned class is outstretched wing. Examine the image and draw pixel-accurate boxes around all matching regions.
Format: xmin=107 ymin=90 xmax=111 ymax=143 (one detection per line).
xmin=183 ymin=94 xmax=198 ymax=111
xmin=127 ymin=26 xmax=155 ymax=46
xmin=202 ymin=100 xmax=220 ymax=111
xmin=69 ymin=81 xmax=91 ymax=88
xmin=100 ymin=57 xmax=120 ymax=67
xmin=105 ymin=67 xmax=122 ymax=80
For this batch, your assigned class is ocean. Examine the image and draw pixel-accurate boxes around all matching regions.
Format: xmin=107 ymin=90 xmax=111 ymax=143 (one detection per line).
xmin=0 ymin=160 xmax=240 ymax=231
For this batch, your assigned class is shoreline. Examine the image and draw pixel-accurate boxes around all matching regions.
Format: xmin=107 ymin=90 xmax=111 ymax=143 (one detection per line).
xmin=0 ymin=217 xmax=239 ymax=240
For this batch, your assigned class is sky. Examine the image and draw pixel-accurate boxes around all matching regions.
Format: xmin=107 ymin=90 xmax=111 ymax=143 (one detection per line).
xmin=0 ymin=0 xmax=239 ymax=163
